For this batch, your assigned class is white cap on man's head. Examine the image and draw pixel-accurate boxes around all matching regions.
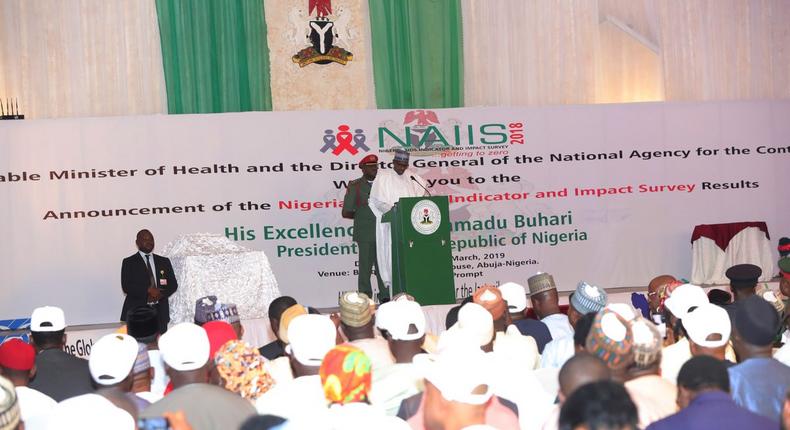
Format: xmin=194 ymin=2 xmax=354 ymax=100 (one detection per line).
xmin=683 ymin=302 xmax=731 ymax=348
xmin=440 ymin=303 xmax=494 ymax=349
xmin=44 ymin=394 xmax=134 ymax=430
xmin=493 ymin=325 xmax=540 ymax=370
xmin=89 ymin=334 xmax=139 ymax=386
xmin=158 ymin=322 xmax=210 ymax=371
xmin=414 ymin=341 xmax=493 ymax=405
xmin=30 ymin=306 xmax=66 ymax=332
xmin=375 ymin=301 xmax=395 ymax=333
xmin=498 ymin=282 xmax=527 ymax=313
xmin=384 ymin=299 xmax=426 ymax=341
xmin=664 ymin=284 xmax=709 ymax=320
xmin=607 ymin=303 xmax=637 ymax=322
xmin=376 ymin=294 xmax=415 ymax=334
xmin=287 ymin=314 xmax=336 ymax=366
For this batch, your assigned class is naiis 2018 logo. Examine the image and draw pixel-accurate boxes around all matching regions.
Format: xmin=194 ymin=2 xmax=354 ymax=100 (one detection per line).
xmin=381 ymin=110 xmax=526 ymax=150
xmin=320 ymin=111 xmax=526 ymax=156
xmin=320 ymin=125 xmax=369 ymax=156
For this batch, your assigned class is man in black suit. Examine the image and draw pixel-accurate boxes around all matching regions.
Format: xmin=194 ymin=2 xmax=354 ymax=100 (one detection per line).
xmin=121 ymin=229 xmax=178 ymax=333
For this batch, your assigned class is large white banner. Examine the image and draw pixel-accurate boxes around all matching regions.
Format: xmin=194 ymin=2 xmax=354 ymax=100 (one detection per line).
xmin=1 ymin=101 xmax=789 ymax=325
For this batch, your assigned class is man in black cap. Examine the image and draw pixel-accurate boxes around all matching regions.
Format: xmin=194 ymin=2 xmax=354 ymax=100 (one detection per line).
xmin=726 ymin=263 xmax=762 ymax=302
xmin=127 ymin=306 xmax=168 ymax=398
xmin=728 ymin=295 xmax=790 ymax=421
xmin=779 ymin=237 xmax=790 ymax=258
xmin=721 ymin=263 xmax=763 ymax=322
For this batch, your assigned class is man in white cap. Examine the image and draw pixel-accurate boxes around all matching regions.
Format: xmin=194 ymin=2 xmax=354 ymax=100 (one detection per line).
xmin=377 ymin=297 xmax=427 ymax=363
xmin=542 ymin=281 xmax=608 ymax=369
xmin=140 ymin=322 xmax=255 ymax=430
xmin=42 ymin=393 xmax=136 ymax=430
xmin=255 ymin=314 xmax=337 ymax=420
xmin=625 ymin=317 xmax=678 ymax=429
xmin=89 ymin=333 xmax=146 ymax=415
xmin=402 ymin=339 xmax=520 ymax=430
xmin=489 ymin=325 xmax=548 ymax=430
xmin=499 ymin=282 xmax=553 ymax=353
xmin=371 ymin=298 xmax=427 ymax=415
xmin=368 ymin=149 xmax=429 ymax=294
xmin=27 ymin=306 xmax=94 ymax=401
xmin=660 ymin=284 xmax=736 ymax=382
xmin=683 ymin=302 xmax=734 ymax=365
xmin=440 ymin=303 xmax=495 ymax=352
xmin=659 ymin=283 xmax=709 ymax=382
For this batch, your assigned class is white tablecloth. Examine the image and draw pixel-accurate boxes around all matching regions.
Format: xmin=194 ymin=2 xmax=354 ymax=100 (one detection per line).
xmin=163 ymin=233 xmax=281 ymax=324
xmin=691 ymin=226 xmax=774 ymax=284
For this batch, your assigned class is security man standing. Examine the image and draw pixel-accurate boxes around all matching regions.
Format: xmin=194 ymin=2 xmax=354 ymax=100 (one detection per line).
xmin=342 ymin=154 xmax=386 ymax=302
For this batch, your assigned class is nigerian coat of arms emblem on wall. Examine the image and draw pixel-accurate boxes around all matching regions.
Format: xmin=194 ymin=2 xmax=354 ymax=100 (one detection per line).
xmin=290 ymin=0 xmax=354 ymax=67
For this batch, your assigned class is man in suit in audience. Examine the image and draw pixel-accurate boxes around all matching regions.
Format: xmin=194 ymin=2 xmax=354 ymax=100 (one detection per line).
xmin=27 ymin=306 xmax=94 ymax=401
xmin=120 ymin=229 xmax=178 ymax=333
xmin=647 ymin=356 xmax=776 ymax=430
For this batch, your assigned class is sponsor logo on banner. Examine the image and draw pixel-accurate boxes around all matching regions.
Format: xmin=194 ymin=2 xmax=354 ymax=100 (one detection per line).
xmin=0 ymin=318 xmax=31 ymax=332
xmin=411 ymin=200 xmax=441 ymax=235
xmin=290 ymin=0 xmax=354 ymax=67
xmin=320 ymin=125 xmax=369 ymax=156
xmin=0 ymin=318 xmax=31 ymax=344
xmin=61 ymin=327 xmax=116 ymax=359
xmin=0 ymin=317 xmax=108 ymax=358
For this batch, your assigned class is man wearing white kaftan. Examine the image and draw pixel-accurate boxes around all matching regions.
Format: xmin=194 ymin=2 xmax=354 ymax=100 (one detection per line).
xmin=368 ymin=149 xmax=427 ymax=299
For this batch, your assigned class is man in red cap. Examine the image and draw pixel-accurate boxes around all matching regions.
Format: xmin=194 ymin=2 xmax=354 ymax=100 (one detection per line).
xmin=0 ymin=338 xmax=56 ymax=422
xmin=342 ymin=154 xmax=386 ymax=301
xmin=203 ymin=320 xmax=238 ymax=386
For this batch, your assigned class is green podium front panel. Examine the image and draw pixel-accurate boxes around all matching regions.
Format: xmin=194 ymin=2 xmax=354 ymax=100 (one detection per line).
xmin=390 ymin=196 xmax=454 ymax=305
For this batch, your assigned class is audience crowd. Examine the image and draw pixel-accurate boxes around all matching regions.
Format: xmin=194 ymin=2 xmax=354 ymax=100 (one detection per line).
xmin=2 ymin=251 xmax=790 ymax=430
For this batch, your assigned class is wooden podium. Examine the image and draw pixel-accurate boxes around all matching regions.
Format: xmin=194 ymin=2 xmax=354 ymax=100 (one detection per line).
xmin=382 ymin=196 xmax=455 ymax=305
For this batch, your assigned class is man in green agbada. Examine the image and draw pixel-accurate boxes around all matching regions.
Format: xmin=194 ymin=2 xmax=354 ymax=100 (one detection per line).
xmin=343 ymin=154 xmax=386 ymax=301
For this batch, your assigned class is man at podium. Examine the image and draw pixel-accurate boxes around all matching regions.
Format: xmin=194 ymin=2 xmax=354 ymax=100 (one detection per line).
xmin=368 ymin=149 xmax=429 ymax=298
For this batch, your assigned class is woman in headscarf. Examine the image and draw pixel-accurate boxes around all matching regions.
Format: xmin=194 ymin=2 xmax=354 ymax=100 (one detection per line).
xmin=215 ymin=340 xmax=275 ymax=402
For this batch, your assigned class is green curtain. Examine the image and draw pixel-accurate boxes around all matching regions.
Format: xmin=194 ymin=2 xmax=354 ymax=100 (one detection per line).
xmin=155 ymin=0 xmax=272 ymax=114
xmin=368 ymin=0 xmax=464 ymax=109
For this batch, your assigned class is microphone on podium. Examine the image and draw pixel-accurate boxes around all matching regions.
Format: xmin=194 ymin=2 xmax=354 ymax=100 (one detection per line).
xmin=410 ymin=175 xmax=432 ymax=196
